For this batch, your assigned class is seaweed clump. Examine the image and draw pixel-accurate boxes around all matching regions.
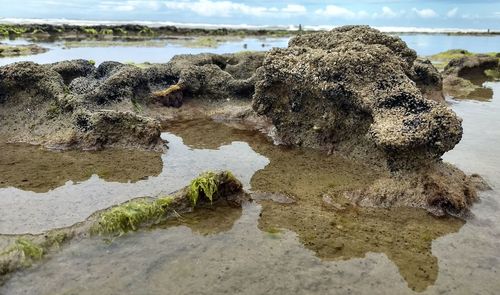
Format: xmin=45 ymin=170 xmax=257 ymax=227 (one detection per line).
xmin=92 ymin=196 xmax=174 ymax=236
xmin=187 ymin=171 xmax=240 ymax=206
xmin=93 ymin=171 xmax=243 ymax=235
xmin=0 ymin=239 xmax=44 ymax=267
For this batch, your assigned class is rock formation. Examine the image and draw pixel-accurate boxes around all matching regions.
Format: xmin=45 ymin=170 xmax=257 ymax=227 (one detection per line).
xmin=0 ymin=61 xmax=163 ymax=151
xmin=442 ymin=54 xmax=499 ymax=99
xmin=252 ymin=25 xmax=479 ymax=215
xmin=0 ymin=52 xmax=266 ymax=151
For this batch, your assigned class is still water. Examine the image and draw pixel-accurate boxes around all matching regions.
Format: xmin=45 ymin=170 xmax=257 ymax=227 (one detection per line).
xmin=1 ymin=34 xmax=499 ymax=66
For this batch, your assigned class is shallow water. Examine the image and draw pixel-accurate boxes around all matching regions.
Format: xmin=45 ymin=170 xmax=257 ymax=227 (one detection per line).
xmin=1 ymin=34 xmax=499 ymax=66
xmin=0 ymin=37 xmax=289 ymax=66
xmin=0 ymin=130 xmax=268 ymax=234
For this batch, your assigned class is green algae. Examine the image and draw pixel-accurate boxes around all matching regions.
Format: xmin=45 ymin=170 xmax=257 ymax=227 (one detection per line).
xmin=82 ymin=28 xmax=99 ymax=35
xmin=485 ymin=68 xmax=500 ymax=79
xmin=0 ymin=44 xmax=47 ymax=58
xmin=100 ymin=28 xmax=114 ymax=35
xmin=187 ymin=172 xmax=218 ymax=205
xmin=0 ymin=238 xmax=44 ymax=267
xmin=92 ymin=196 xmax=174 ymax=236
xmin=428 ymin=49 xmax=500 ymax=70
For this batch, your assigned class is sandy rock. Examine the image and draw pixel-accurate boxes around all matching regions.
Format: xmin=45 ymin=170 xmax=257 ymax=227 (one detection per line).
xmin=0 ymin=61 xmax=164 ymax=152
xmin=145 ymin=52 xmax=265 ymax=101
xmin=48 ymin=59 xmax=95 ymax=85
xmin=72 ymin=110 xmax=163 ymax=151
xmin=252 ymin=25 xmax=476 ymax=215
xmin=0 ymin=61 xmax=64 ymax=104
xmin=83 ymin=65 xmax=151 ymax=104
xmin=344 ymin=162 xmax=477 ymax=216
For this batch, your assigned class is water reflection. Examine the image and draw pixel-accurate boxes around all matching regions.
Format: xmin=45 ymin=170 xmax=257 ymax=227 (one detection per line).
xmin=0 ymin=130 xmax=268 ymax=234
xmin=0 ymin=142 xmax=163 ymax=192
xmin=166 ymin=119 xmax=465 ymax=292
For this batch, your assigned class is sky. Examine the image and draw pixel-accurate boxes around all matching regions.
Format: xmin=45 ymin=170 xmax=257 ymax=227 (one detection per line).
xmin=0 ymin=0 xmax=499 ymax=29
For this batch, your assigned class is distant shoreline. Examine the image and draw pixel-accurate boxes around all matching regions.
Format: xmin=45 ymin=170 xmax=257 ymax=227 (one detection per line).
xmin=1 ymin=18 xmax=499 ymax=36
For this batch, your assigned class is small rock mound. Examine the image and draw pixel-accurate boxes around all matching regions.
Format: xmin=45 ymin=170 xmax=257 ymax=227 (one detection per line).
xmin=72 ymin=110 xmax=163 ymax=150
xmin=0 ymin=61 xmax=64 ymax=104
xmin=444 ymin=55 xmax=499 ymax=78
xmin=48 ymin=60 xmax=95 ymax=85
xmin=145 ymin=52 xmax=265 ymax=105
xmin=0 ymin=61 xmax=163 ymax=152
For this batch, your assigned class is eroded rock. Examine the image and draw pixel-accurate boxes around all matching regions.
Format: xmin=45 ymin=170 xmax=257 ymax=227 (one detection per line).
xmin=442 ymin=54 xmax=499 ymax=99
xmin=253 ymin=26 xmax=461 ymax=169
xmin=48 ymin=59 xmax=95 ymax=85
xmin=0 ymin=61 xmax=163 ymax=151
xmin=252 ymin=25 xmax=476 ymax=215
xmin=71 ymin=110 xmax=163 ymax=151
xmin=411 ymin=58 xmax=444 ymax=102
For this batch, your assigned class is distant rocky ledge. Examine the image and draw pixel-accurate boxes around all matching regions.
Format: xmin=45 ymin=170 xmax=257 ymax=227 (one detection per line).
xmin=0 ymin=43 xmax=47 ymax=57
xmin=0 ymin=25 xmax=492 ymax=216
xmin=1 ymin=23 xmax=499 ymax=41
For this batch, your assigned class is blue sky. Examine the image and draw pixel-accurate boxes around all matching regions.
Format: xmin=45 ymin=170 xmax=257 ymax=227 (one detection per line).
xmin=0 ymin=0 xmax=499 ymax=29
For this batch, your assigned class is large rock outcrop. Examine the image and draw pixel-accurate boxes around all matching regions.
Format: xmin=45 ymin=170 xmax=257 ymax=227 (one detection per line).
xmin=253 ymin=26 xmax=460 ymax=169
xmin=252 ymin=26 xmax=478 ymax=215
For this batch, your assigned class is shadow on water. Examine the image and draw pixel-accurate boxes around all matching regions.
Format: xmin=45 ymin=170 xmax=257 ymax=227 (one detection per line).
xmin=0 ymin=142 xmax=163 ymax=192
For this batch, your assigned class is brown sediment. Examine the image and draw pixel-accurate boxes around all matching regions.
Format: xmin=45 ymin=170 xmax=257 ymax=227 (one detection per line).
xmin=0 ymin=141 xmax=162 ymax=193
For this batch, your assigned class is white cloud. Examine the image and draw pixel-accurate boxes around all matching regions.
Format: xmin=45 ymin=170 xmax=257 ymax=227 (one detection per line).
xmin=381 ymin=6 xmax=397 ymax=18
xmin=412 ymin=8 xmax=438 ymax=18
xmin=99 ymin=1 xmax=161 ymax=12
xmin=315 ymin=5 xmax=357 ymax=18
xmin=163 ymin=1 xmax=306 ymax=17
xmin=447 ymin=7 xmax=458 ymax=17
xmin=282 ymin=4 xmax=307 ymax=14
xmin=115 ymin=5 xmax=135 ymax=11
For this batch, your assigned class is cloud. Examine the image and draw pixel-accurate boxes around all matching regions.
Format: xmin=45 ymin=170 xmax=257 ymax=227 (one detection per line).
xmin=447 ymin=7 xmax=458 ymax=17
xmin=381 ymin=6 xmax=397 ymax=18
xmin=315 ymin=5 xmax=357 ymax=18
xmin=98 ymin=1 xmax=161 ymax=12
xmin=412 ymin=8 xmax=438 ymax=18
xmin=282 ymin=4 xmax=307 ymax=14
xmin=163 ymin=1 xmax=306 ymax=17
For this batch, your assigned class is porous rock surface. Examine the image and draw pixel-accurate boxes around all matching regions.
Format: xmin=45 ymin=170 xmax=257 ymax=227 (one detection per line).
xmin=254 ymin=26 xmax=460 ymax=168
xmin=0 ymin=52 xmax=266 ymax=151
xmin=0 ymin=61 xmax=162 ymax=151
xmin=252 ymin=25 xmax=478 ymax=215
